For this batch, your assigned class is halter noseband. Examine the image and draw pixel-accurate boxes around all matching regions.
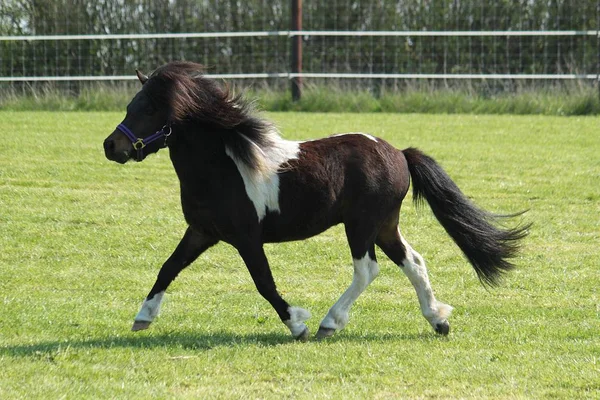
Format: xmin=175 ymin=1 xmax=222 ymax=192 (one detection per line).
xmin=116 ymin=123 xmax=172 ymax=161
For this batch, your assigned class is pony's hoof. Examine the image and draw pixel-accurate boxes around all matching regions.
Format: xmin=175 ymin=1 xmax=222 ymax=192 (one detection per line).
xmin=315 ymin=326 xmax=336 ymax=340
xmin=294 ymin=327 xmax=310 ymax=342
xmin=132 ymin=320 xmax=151 ymax=331
xmin=435 ymin=321 xmax=450 ymax=335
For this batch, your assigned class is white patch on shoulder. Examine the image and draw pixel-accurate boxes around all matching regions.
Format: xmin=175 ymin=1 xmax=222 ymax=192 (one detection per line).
xmin=135 ymin=291 xmax=165 ymax=322
xmin=225 ymin=128 xmax=300 ymax=221
xmin=331 ymin=132 xmax=378 ymax=142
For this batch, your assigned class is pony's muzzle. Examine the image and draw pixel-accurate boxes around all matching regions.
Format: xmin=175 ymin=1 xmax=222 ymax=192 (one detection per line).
xmin=104 ymin=132 xmax=132 ymax=164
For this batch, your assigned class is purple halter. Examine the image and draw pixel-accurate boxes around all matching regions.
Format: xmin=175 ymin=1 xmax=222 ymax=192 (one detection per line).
xmin=116 ymin=123 xmax=172 ymax=161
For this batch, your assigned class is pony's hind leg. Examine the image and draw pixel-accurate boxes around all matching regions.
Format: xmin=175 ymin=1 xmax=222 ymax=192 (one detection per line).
xmin=377 ymin=226 xmax=453 ymax=335
xmin=316 ymin=248 xmax=379 ymax=339
xmin=132 ymin=226 xmax=218 ymax=331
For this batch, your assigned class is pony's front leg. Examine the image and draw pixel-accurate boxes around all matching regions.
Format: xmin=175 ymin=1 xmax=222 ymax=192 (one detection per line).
xmin=236 ymin=242 xmax=311 ymax=341
xmin=132 ymin=226 xmax=218 ymax=331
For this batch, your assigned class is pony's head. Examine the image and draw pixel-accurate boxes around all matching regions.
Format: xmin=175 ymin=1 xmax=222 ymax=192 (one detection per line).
xmin=103 ymin=67 xmax=171 ymax=163
xmin=104 ymin=61 xmax=249 ymax=163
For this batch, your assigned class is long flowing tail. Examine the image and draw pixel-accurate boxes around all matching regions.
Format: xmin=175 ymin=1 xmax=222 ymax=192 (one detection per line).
xmin=402 ymin=147 xmax=530 ymax=286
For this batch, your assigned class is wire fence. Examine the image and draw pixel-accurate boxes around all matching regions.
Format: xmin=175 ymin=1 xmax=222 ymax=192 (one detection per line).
xmin=1 ymin=0 xmax=599 ymax=94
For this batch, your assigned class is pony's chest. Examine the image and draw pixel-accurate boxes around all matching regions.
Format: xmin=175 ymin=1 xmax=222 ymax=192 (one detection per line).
xmin=180 ymin=194 xmax=215 ymax=227
xmin=179 ymin=183 xmax=257 ymax=237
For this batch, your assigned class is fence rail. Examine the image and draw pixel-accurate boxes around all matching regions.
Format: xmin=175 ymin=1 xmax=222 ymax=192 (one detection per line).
xmin=2 ymin=73 xmax=598 ymax=83
xmin=1 ymin=30 xmax=598 ymax=41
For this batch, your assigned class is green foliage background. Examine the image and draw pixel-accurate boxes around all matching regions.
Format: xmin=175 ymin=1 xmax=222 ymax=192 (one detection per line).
xmin=1 ymin=1 xmax=598 ymax=84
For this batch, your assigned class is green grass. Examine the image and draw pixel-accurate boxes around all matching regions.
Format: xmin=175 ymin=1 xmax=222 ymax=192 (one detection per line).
xmin=253 ymin=83 xmax=600 ymax=115
xmin=0 ymin=112 xmax=598 ymax=399
xmin=2 ymin=82 xmax=600 ymax=115
xmin=0 ymin=84 xmax=134 ymax=112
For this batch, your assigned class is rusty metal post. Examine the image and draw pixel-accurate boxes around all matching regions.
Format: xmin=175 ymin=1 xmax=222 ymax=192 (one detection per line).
xmin=291 ymin=0 xmax=302 ymax=101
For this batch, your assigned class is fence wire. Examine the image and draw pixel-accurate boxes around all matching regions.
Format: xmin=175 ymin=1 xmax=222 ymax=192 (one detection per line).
xmin=1 ymin=0 xmax=599 ymax=92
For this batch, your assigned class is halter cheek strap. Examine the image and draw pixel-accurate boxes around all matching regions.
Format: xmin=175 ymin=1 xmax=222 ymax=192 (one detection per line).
xmin=116 ymin=123 xmax=172 ymax=161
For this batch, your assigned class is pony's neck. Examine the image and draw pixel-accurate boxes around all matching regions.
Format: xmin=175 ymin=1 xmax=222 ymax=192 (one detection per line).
xmin=168 ymin=125 xmax=228 ymax=181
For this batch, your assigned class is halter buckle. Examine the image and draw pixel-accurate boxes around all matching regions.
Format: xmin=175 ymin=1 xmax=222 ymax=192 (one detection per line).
xmin=132 ymin=138 xmax=146 ymax=150
xmin=163 ymin=125 xmax=172 ymax=146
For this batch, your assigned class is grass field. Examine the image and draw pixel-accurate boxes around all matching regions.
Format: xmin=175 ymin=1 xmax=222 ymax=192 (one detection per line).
xmin=0 ymin=111 xmax=598 ymax=399
xmin=2 ymin=82 xmax=599 ymax=116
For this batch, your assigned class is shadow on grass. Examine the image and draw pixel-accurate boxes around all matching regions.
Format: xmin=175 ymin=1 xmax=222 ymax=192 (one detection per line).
xmin=1 ymin=330 xmax=439 ymax=358
xmin=1 ymin=331 xmax=286 ymax=358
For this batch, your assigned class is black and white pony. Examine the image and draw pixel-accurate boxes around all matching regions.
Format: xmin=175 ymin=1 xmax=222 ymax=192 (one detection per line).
xmin=103 ymin=62 xmax=528 ymax=340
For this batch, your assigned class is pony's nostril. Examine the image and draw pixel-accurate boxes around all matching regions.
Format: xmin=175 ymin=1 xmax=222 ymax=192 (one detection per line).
xmin=104 ymin=139 xmax=115 ymax=154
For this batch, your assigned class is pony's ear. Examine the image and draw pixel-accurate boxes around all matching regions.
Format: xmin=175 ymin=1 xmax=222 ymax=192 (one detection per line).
xmin=135 ymin=69 xmax=149 ymax=85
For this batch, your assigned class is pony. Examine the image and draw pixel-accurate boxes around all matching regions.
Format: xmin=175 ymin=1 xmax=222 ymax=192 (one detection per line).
xmin=103 ymin=61 xmax=529 ymax=341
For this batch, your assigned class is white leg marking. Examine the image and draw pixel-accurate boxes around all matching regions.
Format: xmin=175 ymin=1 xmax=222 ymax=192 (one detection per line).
xmin=225 ymin=129 xmax=299 ymax=221
xmin=135 ymin=291 xmax=165 ymax=322
xmin=320 ymin=253 xmax=379 ymax=331
xmin=284 ymin=306 xmax=311 ymax=337
xmin=399 ymin=234 xmax=453 ymax=328
xmin=331 ymin=132 xmax=379 ymax=142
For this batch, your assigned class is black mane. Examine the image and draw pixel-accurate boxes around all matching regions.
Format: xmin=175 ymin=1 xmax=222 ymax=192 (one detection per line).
xmin=144 ymin=61 xmax=283 ymax=173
